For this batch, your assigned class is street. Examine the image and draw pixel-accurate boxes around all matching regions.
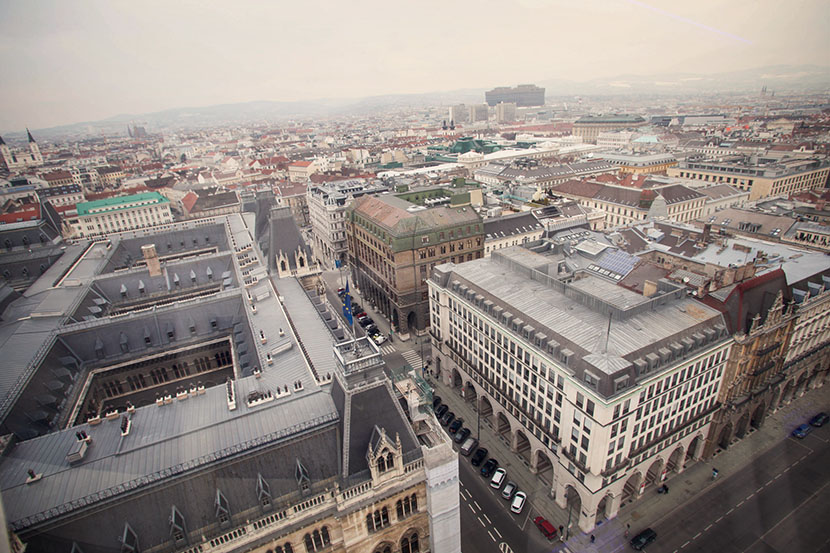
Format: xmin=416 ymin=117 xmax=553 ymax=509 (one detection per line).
xmin=647 ymin=426 xmax=830 ymax=553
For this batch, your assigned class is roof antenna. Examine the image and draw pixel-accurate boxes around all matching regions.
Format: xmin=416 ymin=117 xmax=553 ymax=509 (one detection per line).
xmin=602 ymin=311 xmax=612 ymax=354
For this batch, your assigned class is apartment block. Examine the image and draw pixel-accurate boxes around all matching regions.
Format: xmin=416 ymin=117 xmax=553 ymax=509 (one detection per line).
xmin=428 ymin=246 xmax=731 ymax=532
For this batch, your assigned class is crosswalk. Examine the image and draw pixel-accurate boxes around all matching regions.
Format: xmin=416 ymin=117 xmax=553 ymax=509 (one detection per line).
xmin=401 ymin=350 xmax=424 ymax=371
xmin=379 ymin=344 xmax=397 ymax=355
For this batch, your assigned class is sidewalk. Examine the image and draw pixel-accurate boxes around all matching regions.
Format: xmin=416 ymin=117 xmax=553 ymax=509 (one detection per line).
xmin=431 ymin=373 xmax=829 ymax=552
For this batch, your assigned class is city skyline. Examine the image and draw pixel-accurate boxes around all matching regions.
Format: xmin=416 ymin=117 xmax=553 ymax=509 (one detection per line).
xmin=1 ymin=0 xmax=829 ymax=131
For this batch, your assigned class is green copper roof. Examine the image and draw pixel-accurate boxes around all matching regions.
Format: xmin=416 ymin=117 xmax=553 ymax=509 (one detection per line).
xmin=76 ymin=192 xmax=169 ymax=216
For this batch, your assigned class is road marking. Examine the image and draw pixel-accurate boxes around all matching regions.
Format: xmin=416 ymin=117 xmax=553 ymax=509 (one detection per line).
xmin=747 ymin=492 xmax=755 ymax=499
xmin=716 ymin=516 xmax=723 ymax=522
xmin=726 ymin=508 xmax=734 ymax=514
xmin=737 ymin=500 xmax=744 ymax=507
xmin=499 ymin=542 xmax=513 ymax=553
xmin=745 ymin=479 xmax=830 ymax=551
xmin=693 ymin=532 xmax=701 ymax=539
xmin=483 ymin=514 xmax=492 ymax=524
xmin=682 ymin=541 xmax=690 ymax=548
xmin=488 ymin=530 xmax=496 ymax=542
xmin=477 ymin=516 xmax=486 ymax=527
xmin=494 ymin=527 xmax=503 ymax=539
xmin=704 ymin=524 xmax=712 ymax=531
xmin=774 ymin=473 xmax=781 ymax=479
xmin=473 ymin=500 xmax=481 ymax=510
xmin=467 ymin=504 xmax=476 ymax=514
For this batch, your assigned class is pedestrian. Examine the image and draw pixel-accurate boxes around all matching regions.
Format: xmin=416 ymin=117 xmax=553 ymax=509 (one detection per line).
xmin=625 ymin=523 xmax=630 ymax=538
xmin=590 ymin=534 xmax=595 ymax=543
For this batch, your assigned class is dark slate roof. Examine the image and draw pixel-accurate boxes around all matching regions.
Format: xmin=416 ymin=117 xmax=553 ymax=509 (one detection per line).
xmin=346 ymin=382 xmax=421 ymax=476
xmin=102 ymin=224 xmax=230 ymax=273
xmin=484 ymin=212 xmax=542 ymax=239
xmin=269 ymin=206 xmax=312 ymax=272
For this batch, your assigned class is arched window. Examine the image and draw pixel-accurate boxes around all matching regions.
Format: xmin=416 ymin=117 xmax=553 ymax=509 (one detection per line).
xmin=285 ymin=543 xmax=293 ymax=553
xmin=299 ymin=256 xmax=305 ymax=268
xmin=401 ymin=532 xmax=419 ymax=553
xmin=304 ymin=534 xmax=314 ymax=552
xmin=386 ymin=452 xmax=394 ymax=468
xmin=377 ymin=456 xmax=386 ymax=473
xmin=396 ymin=500 xmax=404 ymax=519
xmin=312 ymin=530 xmax=322 ymax=549
xmin=280 ymin=260 xmax=287 ymax=271
xmin=321 ymin=527 xmax=330 ymax=546
xmin=411 ymin=493 xmax=418 ymax=512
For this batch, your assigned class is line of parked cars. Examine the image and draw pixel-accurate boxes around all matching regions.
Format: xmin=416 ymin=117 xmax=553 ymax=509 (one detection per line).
xmin=432 ymin=396 xmax=536 ymax=522
xmin=791 ymin=411 xmax=828 ymax=439
xmin=337 ymin=289 xmax=386 ymax=345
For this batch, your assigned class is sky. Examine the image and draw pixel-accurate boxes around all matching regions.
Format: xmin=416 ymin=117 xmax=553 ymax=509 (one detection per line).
xmin=0 ymin=0 xmax=828 ymax=132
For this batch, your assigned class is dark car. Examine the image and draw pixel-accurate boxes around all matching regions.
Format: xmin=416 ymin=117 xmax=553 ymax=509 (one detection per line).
xmin=364 ymin=324 xmax=378 ymax=335
xmin=448 ymin=418 xmax=464 ymax=434
xmin=440 ymin=411 xmax=455 ymax=426
xmin=454 ymin=428 xmax=471 ymax=444
xmin=809 ymin=412 xmax=829 ymax=427
xmin=480 ymin=458 xmax=499 ymax=478
xmin=792 ymin=423 xmax=811 ymax=438
xmin=630 ymin=528 xmax=657 ymax=550
xmin=351 ymin=303 xmax=361 ymax=314
xmin=432 ymin=395 xmax=442 ymax=409
xmin=359 ymin=317 xmax=374 ymax=327
xmin=435 ymin=404 xmax=448 ymax=417
xmin=471 ymin=447 xmax=488 ymax=467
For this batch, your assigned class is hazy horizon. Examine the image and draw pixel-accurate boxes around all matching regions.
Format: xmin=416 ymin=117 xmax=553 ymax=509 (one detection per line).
xmin=1 ymin=0 xmax=829 ymax=132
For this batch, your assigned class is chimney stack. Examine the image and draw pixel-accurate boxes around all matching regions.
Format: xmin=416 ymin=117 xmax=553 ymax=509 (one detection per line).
xmin=142 ymin=244 xmax=161 ymax=276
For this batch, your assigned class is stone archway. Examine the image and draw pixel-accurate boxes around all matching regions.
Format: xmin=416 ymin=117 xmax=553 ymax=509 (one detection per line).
xmin=769 ymin=386 xmax=782 ymax=412
xmin=533 ymin=450 xmax=554 ymax=485
xmin=513 ymin=429 xmax=532 ymax=464
xmin=735 ymin=413 xmax=750 ymax=439
xmin=807 ymin=370 xmax=820 ymax=390
xmin=666 ymin=446 xmax=685 ymax=474
xmin=406 ymin=311 xmax=418 ymax=334
xmin=392 ymin=310 xmax=400 ymax=331
xmin=795 ymin=373 xmax=810 ymax=397
xmin=686 ymin=435 xmax=702 ymax=462
xmin=750 ymin=402 xmax=766 ymax=429
xmin=479 ymin=396 xmax=493 ymax=427
xmin=621 ymin=472 xmax=642 ymax=504
xmin=496 ymin=412 xmax=512 ymax=440
xmin=644 ymin=458 xmax=664 ymax=488
xmin=595 ymin=493 xmax=614 ymax=524
xmin=780 ymin=379 xmax=796 ymax=404
xmin=564 ymin=485 xmax=582 ymax=536
xmin=464 ymin=381 xmax=477 ymax=405
xmin=717 ymin=422 xmax=733 ymax=450
xmin=451 ymin=368 xmax=463 ymax=389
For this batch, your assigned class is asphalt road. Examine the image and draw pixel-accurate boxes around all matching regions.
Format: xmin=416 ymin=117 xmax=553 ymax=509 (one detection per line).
xmin=646 ymin=426 xmax=830 ymax=553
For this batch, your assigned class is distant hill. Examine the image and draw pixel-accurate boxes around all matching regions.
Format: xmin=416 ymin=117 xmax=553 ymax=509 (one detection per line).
xmin=13 ymin=64 xmax=830 ymax=140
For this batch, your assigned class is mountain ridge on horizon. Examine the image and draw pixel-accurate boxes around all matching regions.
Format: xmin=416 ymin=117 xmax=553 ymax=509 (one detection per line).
xmin=5 ymin=63 xmax=828 ymax=140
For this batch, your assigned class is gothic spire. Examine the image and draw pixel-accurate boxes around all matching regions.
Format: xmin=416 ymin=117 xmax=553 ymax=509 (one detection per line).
xmin=27 ymin=128 xmax=35 ymax=143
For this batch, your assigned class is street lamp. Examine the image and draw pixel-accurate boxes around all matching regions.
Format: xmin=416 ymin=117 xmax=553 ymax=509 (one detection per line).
xmin=565 ymin=491 xmax=573 ymax=540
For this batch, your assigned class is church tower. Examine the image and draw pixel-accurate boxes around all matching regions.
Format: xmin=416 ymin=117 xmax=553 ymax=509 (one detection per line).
xmin=0 ymin=135 xmax=12 ymax=170
xmin=27 ymin=129 xmax=43 ymax=164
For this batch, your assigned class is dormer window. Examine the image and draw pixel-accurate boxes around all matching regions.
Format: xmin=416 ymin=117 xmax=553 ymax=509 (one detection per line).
xmin=169 ymin=505 xmax=187 ymax=546
xmin=256 ymin=473 xmax=272 ymax=511
xmin=295 ymin=458 xmax=311 ymax=493
xmin=215 ymin=489 xmax=231 ymax=528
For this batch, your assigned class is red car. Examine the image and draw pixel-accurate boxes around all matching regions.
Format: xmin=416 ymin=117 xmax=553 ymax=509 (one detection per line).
xmin=533 ymin=517 xmax=557 ymax=540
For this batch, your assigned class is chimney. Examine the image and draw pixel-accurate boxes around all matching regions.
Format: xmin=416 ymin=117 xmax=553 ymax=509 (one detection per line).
xmin=643 ymin=280 xmax=658 ymax=297
xmin=702 ymin=223 xmax=711 ymax=244
xmin=142 ymin=244 xmax=161 ymax=276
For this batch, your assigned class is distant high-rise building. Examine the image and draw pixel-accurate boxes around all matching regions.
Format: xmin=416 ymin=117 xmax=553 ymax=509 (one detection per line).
xmin=448 ymin=104 xmax=469 ymax=124
xmin=469 ymin=104 xmax=489 ymax=122
xmin=485 ymin=84 xmax=545 ymax=107
xmin=495 ymin=102 xmax=517 ymax=123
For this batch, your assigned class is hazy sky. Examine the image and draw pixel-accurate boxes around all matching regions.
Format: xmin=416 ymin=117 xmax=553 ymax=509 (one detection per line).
xmin=1 ymin=0 xmax=828 ymax=132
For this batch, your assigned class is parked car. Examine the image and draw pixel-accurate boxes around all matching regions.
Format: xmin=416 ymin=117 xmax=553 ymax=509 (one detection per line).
xmin=792 ymin=423 xmax=811 ymax=438
xmin=480 ymin=458 xmax=498 ymax=478
xmin=364 ymin=324 xmax=378 ymax=335
xmin=510 ymin=492 xmax=526 ymax=514
xmin=471 ymin=447 xmax=488 ymax=467
xmin=501 ymin=481 xmax=517 ymax=500
xmin=489 ymin=467 xmax=506 ymax=489
xmin=432 ymin=395 xmax=442 ymax=409
xmin=434 ymin=404 xmax=448 ymax=417
xmin=440 ymin=411 xmax=455 ymax=426
xmin=358 ymin=316 xmax=373 ymax=327
xmin=533 ymin=517 xmax=557 ymax=540
xmin=454 ymin=428 xmax=471 ymax=444
xmin=337 ymin=288 xmax=345 ymax=296
xmin=372 ymin=333 xmax=387 ymax=345
xmin=809 ymin=412 xmax=829 ymax=427
xmin=460 ymin=437 xmax=478 ymax=456
xmin=354 ymin=311 xmax=367 ymax=319
xmin=630 ymin=528 xmax=657 ymax=551
xmin=448 ymin=418 xmax=464 ymax=434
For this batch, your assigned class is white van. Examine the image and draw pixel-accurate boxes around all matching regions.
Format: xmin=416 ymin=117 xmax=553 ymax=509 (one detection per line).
xmin=489 ymin=468 xmax=506 ymax=489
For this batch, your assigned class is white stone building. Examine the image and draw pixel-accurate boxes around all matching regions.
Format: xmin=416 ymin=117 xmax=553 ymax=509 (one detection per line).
xmin=428 ymin=247 xmax=732 ymax=532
